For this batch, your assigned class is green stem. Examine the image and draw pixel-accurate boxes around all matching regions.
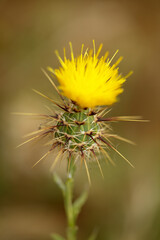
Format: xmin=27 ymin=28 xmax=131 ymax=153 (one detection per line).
xmin=53 ymin=157 xmax=88 ymax=240
xmin=64 ymin=158 xmax=77 ymax=240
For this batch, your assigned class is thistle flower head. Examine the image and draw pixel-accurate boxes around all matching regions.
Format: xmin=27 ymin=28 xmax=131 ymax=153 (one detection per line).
xmin=49 ymin=41 xmax=132 ymax=108
xmin=17 ymin=41 xmax=144 ymax=183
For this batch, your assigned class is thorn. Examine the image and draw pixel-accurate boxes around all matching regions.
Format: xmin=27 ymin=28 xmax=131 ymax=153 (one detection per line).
xmin=91 ymin=149 xmax=104 ymax=178
xmin=97 ymin=116 xmax=149 ymax=122
xmin=16 ymin=134 xmax=43 ymax=148
xmin=41 ymin=68 xmax=66 ymax=103
xmin=83 ymin=156 xmax=91 ymax=185
xmin=80 ymin=148 xmax=91 ymax=185
xmin=32 ymin=141 xmax=60 ymax=168
xmin=100 ymin=146 xmax=116 ymax=166
xmin=98 ymin=136 xmax=134 ymax=168
xmin=11 ymin=112 xmax=58 ymax=119
xmin=50 ymin=149 xmax=63 ymax=171
xmin=23 ymin=125 xmax=58 ymax=138
xmin=32 ymin=89 xmax=69 ymax=112
xmin=32 ymin=151 xmax=50 ymax=168
xmin=107 ymin=134 xmax=136 ymax=145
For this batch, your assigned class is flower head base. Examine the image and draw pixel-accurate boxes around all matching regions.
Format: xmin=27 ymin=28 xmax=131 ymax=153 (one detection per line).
xmin=55 ymin=111 xmax=100 ymax=152
xmin=48 ymin=41 xmax=132 ymax=108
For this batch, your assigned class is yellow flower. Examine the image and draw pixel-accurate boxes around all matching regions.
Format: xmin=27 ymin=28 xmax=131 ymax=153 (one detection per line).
xmin=48 ymin=41 xmax=132 ymax=108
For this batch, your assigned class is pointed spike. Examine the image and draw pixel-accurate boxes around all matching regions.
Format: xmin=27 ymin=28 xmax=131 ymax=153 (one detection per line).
xmin=107 ymin=134 xmax=136 ymax=145
xmin=17 ymin=129 xmax=53 ymax=148
xmin=16 ymin=134 xmax=42 ymax=148
xmin=97 ymin=116 xmax=149 ymax=122
xmin=32 ymin=151 xmax=51 ymax=168
xmin=11 ymin=112 xmax=49 ymax=117
xmin=23 ymin=128 xmax=47 ymax=138
xmin=91 ymin=150 xmax=104 ymax=178
xmin=111 ymin=145 xmax=135 ymax=168
xmin=23 ymin=125 xmax=57 ymax=138
xmin=32 ymin=88 xmax=58 ymax=104
xmin=32 ymin=89 xmax=68 ymax=112
xmin=98 ymin=108 xmax=112 ymax=118
xmin=43 ymin=105 xmax=57 ymax=116
xmin=41 ymin=68 xmax=66 ymax=103
xmin=43 ymin=139 xmax=55 ymax=146
xmin=100 ymin=146 xmax=116 ymax=166
xmin=91 ymin=135 xmax=115 ymax=166
xmin=12 ymin=112 xmax=59 ymax=121
xmin=50 ymin=149 xmax=63 ymax=171
xmin=98 ymin=136 xmax=134 ymax=168
xmin=83 ymin=157 xmax=91 ymax=185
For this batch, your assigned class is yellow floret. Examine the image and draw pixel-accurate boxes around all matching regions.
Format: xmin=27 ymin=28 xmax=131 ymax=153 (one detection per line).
xmin=48 ymin=41 xmax=132 ymax=108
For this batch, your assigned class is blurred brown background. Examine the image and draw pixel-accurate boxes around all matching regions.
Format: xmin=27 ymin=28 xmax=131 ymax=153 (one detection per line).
xmin=1 ymin=0 xmax=160 ymax=239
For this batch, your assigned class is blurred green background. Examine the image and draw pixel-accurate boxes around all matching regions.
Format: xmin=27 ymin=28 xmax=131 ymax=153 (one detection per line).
xmin=1 ymin=0 xmax=160 ymax=239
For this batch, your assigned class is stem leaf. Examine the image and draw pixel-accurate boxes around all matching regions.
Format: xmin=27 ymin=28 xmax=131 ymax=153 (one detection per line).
xmin=73 ymin=191 xmax=88 ymax=220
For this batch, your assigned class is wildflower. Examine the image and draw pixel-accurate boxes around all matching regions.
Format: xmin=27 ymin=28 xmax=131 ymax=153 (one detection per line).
xmin=17 ymin=41 xmax=144 ymax=183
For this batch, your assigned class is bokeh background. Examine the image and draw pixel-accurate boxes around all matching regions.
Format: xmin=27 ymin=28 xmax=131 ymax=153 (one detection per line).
xmin=1 ymin=0 xmax=160 ymax=239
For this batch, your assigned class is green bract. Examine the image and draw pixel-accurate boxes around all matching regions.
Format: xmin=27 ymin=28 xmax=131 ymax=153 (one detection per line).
xmin=55 ymin=111 xmax=100 ymax=151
